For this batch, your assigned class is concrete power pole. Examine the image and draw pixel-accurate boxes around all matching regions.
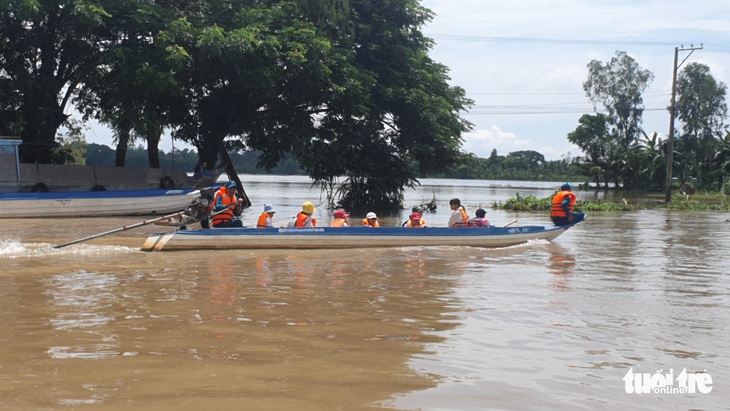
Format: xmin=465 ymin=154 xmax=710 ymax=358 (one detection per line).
xmin=665 ymin=44 xmax=702 ymax=203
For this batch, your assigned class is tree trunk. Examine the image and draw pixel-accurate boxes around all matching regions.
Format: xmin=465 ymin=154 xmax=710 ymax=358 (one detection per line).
xmin=197 ymin=132 xmax=222 ymax=170
xmin=147 ymin=132 xmax=161 ymax=168
xmin=115 ymin=127 xmax=130 ymax=167
xmin=19 ymin=95 xmax=67 ymax=164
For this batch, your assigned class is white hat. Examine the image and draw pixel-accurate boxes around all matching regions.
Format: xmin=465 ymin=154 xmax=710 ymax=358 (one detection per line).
xmin=366 ymin=212 xmax=377 ymax=219
xmin=264 ymin=204 xmax=276 ymax=213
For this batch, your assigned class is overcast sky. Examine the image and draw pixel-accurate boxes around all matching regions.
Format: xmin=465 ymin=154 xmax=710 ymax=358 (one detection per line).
xmin=82 ymin=0 xmax=730 ymax=161
xmin=421 ymin=0 xmax=730 ymax=159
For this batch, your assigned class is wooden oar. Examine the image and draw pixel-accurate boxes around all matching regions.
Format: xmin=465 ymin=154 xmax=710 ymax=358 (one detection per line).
xmin=53 ymin=204 xmax=236 ymax=249
xmin=54 ymin=211 xmax=188 ymax=249
xmin=502 ymin=219 xmax=518 ymax=227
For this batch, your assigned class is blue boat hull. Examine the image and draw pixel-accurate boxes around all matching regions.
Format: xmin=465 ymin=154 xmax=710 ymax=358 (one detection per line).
xmin=142 ymin=223 xmax=580 ymax=251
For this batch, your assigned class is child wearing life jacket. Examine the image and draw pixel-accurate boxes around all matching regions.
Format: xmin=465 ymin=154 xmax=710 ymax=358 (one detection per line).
xmin=405 ymin=212 xmax=427 ymax=228
xmin=362 ymin=212 xmax=380 ymax=227
xmin=330 ymin=209 xmax=350 ymax=227
xmin=448 ymin=198 xmax=469 ymax=227
xmin=468 ymin=208 xmax=492 ymax=227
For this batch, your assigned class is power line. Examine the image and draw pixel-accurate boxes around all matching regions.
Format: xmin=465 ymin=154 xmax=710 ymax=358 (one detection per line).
xmin=466 ymin=91 xmax=671 ymax=98
xmin=463 ymin=107 xmax=669 ymax=115
xmin=467 ymin=91 xmax=584 ymax=96
xmin=426 ymin=34 xmax=682 ymax=47
xmin=703 ymin=43 xmax=730 ymax=54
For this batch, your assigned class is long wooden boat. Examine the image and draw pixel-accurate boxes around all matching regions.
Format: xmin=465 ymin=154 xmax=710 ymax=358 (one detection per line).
xmin=0 ymin=188 xmax=200 ymax=218
xmin=141 ymin=223 xmax=580 ymax=251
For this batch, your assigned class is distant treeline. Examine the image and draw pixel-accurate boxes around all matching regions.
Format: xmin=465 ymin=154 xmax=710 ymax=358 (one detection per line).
xmin=84 ymin=143 xmax=577 ymax=181
xmin=428 ymin=150 xmax=579 ymax=182
xmin=84 ymin=143 xmax=306 ymax=176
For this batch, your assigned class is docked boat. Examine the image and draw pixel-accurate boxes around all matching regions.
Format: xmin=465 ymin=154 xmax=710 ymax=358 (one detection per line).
xmin=0 ymin=188 xmax=202 ymax=218
xmin=141 ymin=223 xmax=580 ymax=252
xmin=1 ymin=136 xmax=218 ymax=218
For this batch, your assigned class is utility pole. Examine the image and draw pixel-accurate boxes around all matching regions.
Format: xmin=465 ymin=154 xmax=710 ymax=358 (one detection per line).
xmin=665 ymin=44 xmax=702 ymax=203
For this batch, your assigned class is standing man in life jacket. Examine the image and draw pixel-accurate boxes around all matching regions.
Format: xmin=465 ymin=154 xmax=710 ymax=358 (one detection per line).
xmin=256 ymin=204 xmax=276 ymax=228
xmin=448 ymin=198 xmax=469 ymax=227
xmin=211 ymin=181 xmax=243 ymax=228
xmin=550 ymin=183 xmax=585 ymax=226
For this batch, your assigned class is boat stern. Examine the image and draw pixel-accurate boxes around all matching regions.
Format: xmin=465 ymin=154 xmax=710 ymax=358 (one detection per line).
xmin=141 ymin=232 xmax=176 ymax=252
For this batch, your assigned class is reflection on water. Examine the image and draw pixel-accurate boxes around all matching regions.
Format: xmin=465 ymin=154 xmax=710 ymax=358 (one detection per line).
xmin=547 ymin=244 xmax=576 ymax=291
xmin=1 ymin=180 xmax=729 ymax=410
xmin=44 ymin=271 xmax=122 ymax=360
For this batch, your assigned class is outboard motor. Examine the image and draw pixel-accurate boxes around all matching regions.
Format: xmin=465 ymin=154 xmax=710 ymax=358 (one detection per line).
xmin=155 ymin=187 xmax=215 ymax=229
xmin=183 ymin=187 xmax=215 ymax=229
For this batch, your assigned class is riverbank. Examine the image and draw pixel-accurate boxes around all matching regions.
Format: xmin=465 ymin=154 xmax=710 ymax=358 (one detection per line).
xmin=497 ymin=191 xmax=730 ymax=212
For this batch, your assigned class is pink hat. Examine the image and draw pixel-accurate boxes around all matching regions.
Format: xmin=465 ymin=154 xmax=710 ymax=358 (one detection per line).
xmin=333 ymin=210 xmax=349 ymax=218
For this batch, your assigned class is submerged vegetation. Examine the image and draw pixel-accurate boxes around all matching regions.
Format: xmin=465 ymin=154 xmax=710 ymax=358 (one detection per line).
xmin=498 ymin=192 xmax=730 ymax=212
xmin=661 ymin=192 xmax=730 ymax=211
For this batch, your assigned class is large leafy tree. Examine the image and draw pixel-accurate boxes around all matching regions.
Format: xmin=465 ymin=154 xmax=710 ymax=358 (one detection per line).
xmin=583 ymin=51 xmax=654 ymax=149
xmin=567 ymin=113 xmax=625 ymax=187
xmin=573 ymin=51 xmax=654 ymax=187
xmin=160 ymin=0 xmax=471 ymax=213
xmin=291 ymin=0 xmax=473 ymax=213
xmin=159 ymin=1 xmax=340 ymax=166
xmin=75 ymin=0 xmax=184 ymax=167
xmin=0 ymin=0 xmax=111 ymax=163
xmin=3 ymin=0 xmax=471 ymax=212
xmin=674 ymin=62 xmax=728 ymax=187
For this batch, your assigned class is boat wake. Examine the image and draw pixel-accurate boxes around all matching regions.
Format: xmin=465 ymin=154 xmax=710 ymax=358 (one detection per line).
xmin=0 ymin=237 xmax=27 ymax=256
xmin=0 ymin=238 xmax=136 ymax=259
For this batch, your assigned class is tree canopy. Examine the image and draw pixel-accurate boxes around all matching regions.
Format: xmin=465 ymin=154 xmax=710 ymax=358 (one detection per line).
xmin=674 ymin=62 xmax=728 ymax=187
xmin=570 ymin=51 xmax=730 ymax=191
xmin=1 ymin=0 xmax=471 ymax=212
xmin=0 ymin=0 xmax=113 ymax=163
xmin=583 ymin=51 xmax=654 ymax=149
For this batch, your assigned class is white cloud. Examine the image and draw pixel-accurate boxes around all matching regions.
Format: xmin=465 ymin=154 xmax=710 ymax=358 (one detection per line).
xmin=423 ymin=0 xmax=730 ymax=161
xmin=461 ymin=126 xmax=531 ymax=157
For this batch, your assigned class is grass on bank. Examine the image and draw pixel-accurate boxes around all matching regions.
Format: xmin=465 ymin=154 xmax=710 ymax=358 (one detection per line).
xmin=496 ymin=191 xmax=730 ymax=212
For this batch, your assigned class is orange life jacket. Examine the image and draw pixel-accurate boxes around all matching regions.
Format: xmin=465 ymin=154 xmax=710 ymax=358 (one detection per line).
xmin=257 ymin=212 xmax=272 ymax=228
xmin=451 ymin=206 xmax=469 ymax=227
xmin=295 ymin=213 xmax=316 ymax=228
xmin=551 ymin=191 xmax=576 ymax=218
xmin=468 ymin=217 xmax=490 ymax=227
xmin=330 ymin=218 xmax=348 ymax=227
xmin=405 ymin=217 xmax=427 ymax=228
xmin=211 ymin=188 xmax=237 ymax=227
xmin=362 ymin=218 xmax=380 ymax=227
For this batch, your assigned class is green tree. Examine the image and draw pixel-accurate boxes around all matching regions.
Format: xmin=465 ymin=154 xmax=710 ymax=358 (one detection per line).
xmin=567 ymin=113 xmax=618 ymax=187
xmin=674 ymin=62 xmax=728 ymax=187
xmin=53 ymin=124 xmax=87 ymax=165
xmin=74 ymin=0 xmax=184 ymax=168
xmin=157 ymin=2 xmax=340 ymax=168
xmin=159 ymin=0 xmax=471 ymax=213
xmin=85 ymin=143 xmax=117 ymax=167
xmin=0 ymin=0 xmax=112 ymax=163
xmin=583 ymin=51 xmax=654 ymax=148
xmin=712 ymin=131 xmax=730 ymax=190
xmin=625 ymin=132 xmax=666 ymax=190
xmin=504 ymin=150 xmax=545 ymax=170
xmin=296 ymin=0 xmax=473 ymax=213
